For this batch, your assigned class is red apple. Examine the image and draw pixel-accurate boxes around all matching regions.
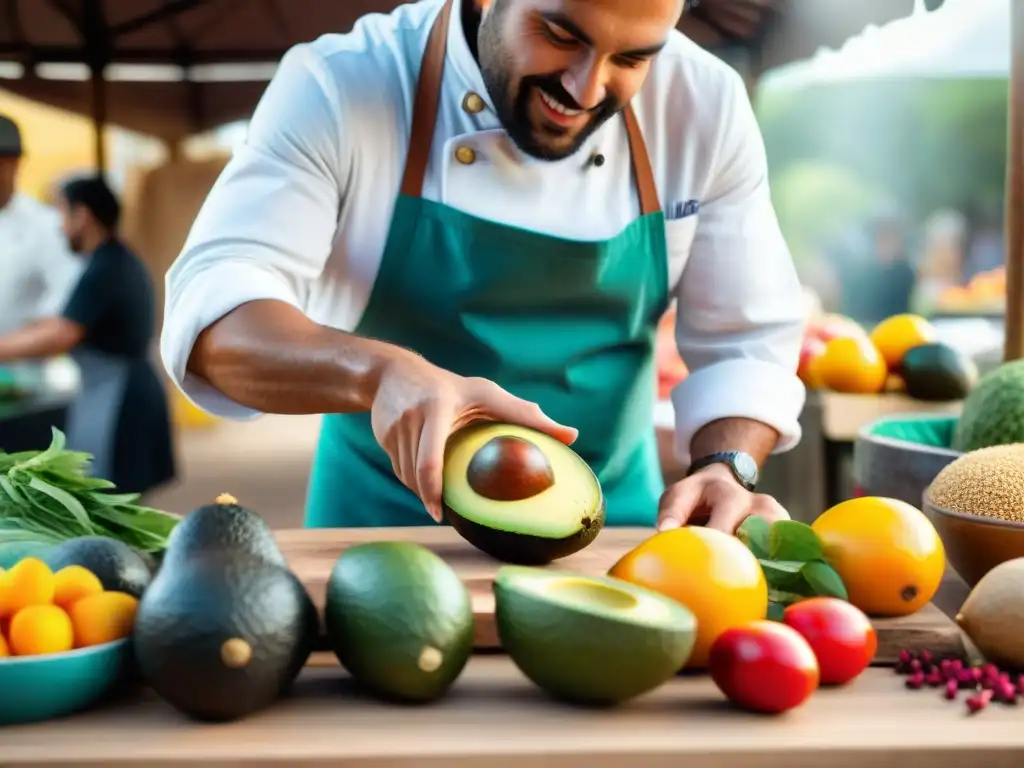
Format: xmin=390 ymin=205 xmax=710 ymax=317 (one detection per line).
xmin=797 ymin=336 xmax=827 ymax=386
xmin=782 ymin=598 xmax=877 ymax=686
xmin=709 ymin=621 xmax=820 ymax=714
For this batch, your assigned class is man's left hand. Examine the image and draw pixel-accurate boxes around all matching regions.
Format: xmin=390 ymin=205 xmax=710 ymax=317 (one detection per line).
xmin=656 ymin=462 xmax=789 ymax=534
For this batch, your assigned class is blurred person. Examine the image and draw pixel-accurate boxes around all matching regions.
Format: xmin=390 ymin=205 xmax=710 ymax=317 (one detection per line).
xmin=163 ymin=0 xmax=807 ymax=535
xmin=0 ymin=115 xmax=83 ymax=334
xmin=0 ymin=175 xmax=176 ymax=495
xmin=912 ymin=209 xmax=966 ymax=314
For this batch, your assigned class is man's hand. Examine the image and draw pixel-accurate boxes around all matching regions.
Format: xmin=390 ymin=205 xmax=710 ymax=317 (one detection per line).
xmin=370 ymin=351 xmax=578 ymax=523
xmin=656 ymin=462 xmax=789 ymax=534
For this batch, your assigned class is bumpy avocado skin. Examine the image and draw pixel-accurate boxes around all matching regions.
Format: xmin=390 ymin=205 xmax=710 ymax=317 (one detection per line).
xmin=954 ymin=360 xmax=1024 ymax=452
xmin=325 ymin=541 xmax=474 ymax=703
xmin=134 ymin=553 xmax=318 ymax=722
xmin=163 ymin=497 xmax=287 ymax=569
xmin=45 ymin=536 xmax=152 ymax=597
xmin=899 ymin=342 xmax=978 ymax=402
xmin=444 ymin=499 xmax=605 ymax=565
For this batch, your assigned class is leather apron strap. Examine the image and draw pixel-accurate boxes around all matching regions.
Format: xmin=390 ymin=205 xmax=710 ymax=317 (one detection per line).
xmin=400 ymin=0 xmax=662 ymax=216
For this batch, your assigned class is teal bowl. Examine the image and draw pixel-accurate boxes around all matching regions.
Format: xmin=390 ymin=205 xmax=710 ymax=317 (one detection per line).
xmin=0 ymin=638 xmax=132 ymax=725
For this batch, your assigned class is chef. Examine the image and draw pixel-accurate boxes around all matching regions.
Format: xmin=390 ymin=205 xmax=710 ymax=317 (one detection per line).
xmin=162 ymin=0 xmax=807 ymax=533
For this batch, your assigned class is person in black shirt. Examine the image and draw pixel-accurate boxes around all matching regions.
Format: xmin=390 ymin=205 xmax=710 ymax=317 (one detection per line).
xmin=0 ymin=175 xmax=175 ymax=494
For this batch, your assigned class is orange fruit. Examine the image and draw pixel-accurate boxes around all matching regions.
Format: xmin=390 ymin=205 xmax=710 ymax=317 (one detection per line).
xmin=869 ymin=314 xmax=937 ymax=370
xmin=608 ymin=527 xmax=767 ymax=668
xmin=815 ymin=336 xmax=888 ymax=394
xmin=8 ymin=604 xmax=74 ymax=656
xmin=68 ymin=591 xmax=138 ymax=648
xmin=52 ymin=565 xmax=104 ymax=610
xmin=2 ymin=557 xmax=55 ymax=618
xmin=812 ymin=497 xmax=945 ymax=617
xmin=0 ymin=629 xmax=8 ymax=657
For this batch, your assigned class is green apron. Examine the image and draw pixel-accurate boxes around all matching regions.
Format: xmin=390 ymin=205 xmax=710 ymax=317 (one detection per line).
xmin=305 ymin=0 xmax=670 ymax=528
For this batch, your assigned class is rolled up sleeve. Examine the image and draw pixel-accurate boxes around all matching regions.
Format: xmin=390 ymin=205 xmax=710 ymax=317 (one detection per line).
xmin=671 ymin=71 xmax=806 ymax=465
xmin=160 ymin=42 xmax=347 ymax=420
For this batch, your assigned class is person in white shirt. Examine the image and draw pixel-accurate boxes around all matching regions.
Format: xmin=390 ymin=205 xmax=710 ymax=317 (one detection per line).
xmin=0 ymin=115 xmax=82 ymax=335
xmin=162 ymin=0 xmax=806 ymax=533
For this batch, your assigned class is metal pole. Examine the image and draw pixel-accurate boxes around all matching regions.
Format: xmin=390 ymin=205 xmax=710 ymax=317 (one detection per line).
xmin=1003 ymin=0 xmax=1024 ymax=361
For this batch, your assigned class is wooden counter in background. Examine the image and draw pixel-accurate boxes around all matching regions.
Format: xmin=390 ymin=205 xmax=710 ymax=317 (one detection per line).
xmin=277 ymin=527 xmax=965 ymax=666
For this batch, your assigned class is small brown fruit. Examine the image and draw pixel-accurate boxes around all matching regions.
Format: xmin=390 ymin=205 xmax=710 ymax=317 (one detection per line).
xmin=467 ymin=436 xmax=555 ymax=501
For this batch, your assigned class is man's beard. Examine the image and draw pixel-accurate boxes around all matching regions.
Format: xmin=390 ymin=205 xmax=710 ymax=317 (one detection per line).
xmin=477 ymin=11 xmax=621 ymax=160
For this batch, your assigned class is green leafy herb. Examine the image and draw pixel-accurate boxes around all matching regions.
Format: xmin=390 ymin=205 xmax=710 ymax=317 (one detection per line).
xmin=738 ymin=516 xmax=850 ymax=616
xmin=0 ymin=427 xmax=179 ymax=554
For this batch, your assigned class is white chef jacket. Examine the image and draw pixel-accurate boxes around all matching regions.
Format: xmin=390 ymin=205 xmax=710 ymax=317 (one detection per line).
xmin=161 ymin=0 xmax=807 ymax=465
xmin=0 ymin=193 xmax=83 ymax=335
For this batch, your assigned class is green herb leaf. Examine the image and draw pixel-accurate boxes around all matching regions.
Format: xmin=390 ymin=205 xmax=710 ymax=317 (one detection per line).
xmin=769 ymin=520 xmax=824 ymax=562
xmin=801 ymin=560 xmax=848 ymax=600
xmin=767 ymin=588 xmax=806 ymax=605
xmin=737 ymin=516 xmax=770 ymax=559
xmin=766 ymin=601 xmax=786 ymax=621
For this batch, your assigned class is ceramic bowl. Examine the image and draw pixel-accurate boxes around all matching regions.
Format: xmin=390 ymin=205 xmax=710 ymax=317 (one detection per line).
xmin=854 ymin=414 xmax=961 ymax=509
xmin=922 ymin=495 xmax=1024 ymax=588
xmin=0 ymin=638 xmax=132 ymax=725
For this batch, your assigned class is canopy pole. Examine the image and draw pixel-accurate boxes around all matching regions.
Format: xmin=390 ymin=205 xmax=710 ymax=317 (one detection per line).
xmin=1004 ymin=0 xmax=1024 ymax=361
xmin=89 ymin=64 xmax=107 ymax=174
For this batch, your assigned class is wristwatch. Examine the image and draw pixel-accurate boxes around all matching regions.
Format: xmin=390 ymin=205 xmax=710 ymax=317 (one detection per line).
xmin=686 ymin=451 xmax=759 ymax=491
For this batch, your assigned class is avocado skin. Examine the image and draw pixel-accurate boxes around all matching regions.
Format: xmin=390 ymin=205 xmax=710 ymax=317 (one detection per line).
xmin=45 ymin=536 xmax=152 ymax=598
xmin=325 ymin=541 xmax=473 ymax=703
xmin=162 ymin=498 xmax=286 ymax=569
xmin=444 ymin=498 xmax=606 ymax=565
xmin=900 ymin=342 xmax=978 ymax=402
xmin=134 ymin=553 xmax=318 ymax=722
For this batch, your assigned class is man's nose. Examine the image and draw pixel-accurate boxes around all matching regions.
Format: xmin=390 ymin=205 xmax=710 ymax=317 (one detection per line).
xmin=562 ymin=55 xmax=607 ymax=110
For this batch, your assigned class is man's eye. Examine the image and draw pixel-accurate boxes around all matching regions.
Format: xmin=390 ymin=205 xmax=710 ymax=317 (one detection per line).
xmin=544 ymin=25 xmax=578 ymax=46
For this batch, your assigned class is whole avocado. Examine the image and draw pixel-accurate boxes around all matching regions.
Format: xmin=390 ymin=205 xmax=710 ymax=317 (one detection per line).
xmin=953 ymin=359 xmax=1024 ymax=452
xmin=899 ymin=342 xmax=978 ymax=402
xmin=45 ymin=536 xmax=153 ymax=597
xmin=162 ymin=493 xmax=287 ymax=569
xmin=134 ymin=553 xmax=319 ymax=722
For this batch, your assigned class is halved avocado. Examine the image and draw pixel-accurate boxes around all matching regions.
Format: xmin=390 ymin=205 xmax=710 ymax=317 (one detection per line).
xmin=494 ymin=566 xmax=697 ymax=705
xmin=442 ymin=423 xmax=605 ymax=565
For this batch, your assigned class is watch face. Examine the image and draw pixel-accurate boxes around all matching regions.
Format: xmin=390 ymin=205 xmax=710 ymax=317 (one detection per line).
xmin=734 ymin=452 xmax=759 ymax=485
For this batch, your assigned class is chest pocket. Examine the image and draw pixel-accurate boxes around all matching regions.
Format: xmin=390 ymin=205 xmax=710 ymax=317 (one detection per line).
xmin=665 ymin=214 xmax=699 ymax=290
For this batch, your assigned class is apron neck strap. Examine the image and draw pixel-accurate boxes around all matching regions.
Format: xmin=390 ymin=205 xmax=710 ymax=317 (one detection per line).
xmin=399 ymin=0 xmax=662 ymax=217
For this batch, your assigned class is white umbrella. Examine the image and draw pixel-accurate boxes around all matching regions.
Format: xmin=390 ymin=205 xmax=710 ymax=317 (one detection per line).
xmin=762 ymin=0 xmax=1010 ymax=88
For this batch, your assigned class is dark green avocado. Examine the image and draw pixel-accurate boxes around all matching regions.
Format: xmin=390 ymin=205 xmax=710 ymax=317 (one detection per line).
xmin=899 ymin=342 xmax=978 ymax=402
xmin=133 ymin=553 xmax=319 ymax=722
xmin=162 ymin=493 xmax=286 ymax=569
xmin=44 ymin=536 xmax=153 ymax=598
xmin=441 ymin=423 xmax=605 ymax=565
xmin=325 ymin=541 xmax=473 ymax=703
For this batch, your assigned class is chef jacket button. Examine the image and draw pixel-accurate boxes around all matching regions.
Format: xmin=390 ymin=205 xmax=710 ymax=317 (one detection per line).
xmin=462 ymin=92 xmax=486 ymax=114
xmin=455 ymin=145 xmax=476 ymax=165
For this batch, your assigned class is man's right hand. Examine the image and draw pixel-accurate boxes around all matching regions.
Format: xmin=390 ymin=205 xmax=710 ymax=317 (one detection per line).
xmin=370 ymin=350 xmax=578 ymax=523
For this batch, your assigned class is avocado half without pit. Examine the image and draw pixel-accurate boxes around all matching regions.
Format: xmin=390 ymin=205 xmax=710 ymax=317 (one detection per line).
xmin=442 ymin=423 xmax=605 ymax=565
xmin=494 ymin=566 xmax=697 ymax=705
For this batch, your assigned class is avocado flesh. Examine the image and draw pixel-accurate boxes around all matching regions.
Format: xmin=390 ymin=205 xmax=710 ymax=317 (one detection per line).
xmin=325 ymin=541 xmax=474 ymax=703
xmin=494 ymin=566 xmax=697 ymax=705
xmin=442 ymin=423 xmax=605 ymax=565
xmin=134 ymin=553 xmax=318 ymax=722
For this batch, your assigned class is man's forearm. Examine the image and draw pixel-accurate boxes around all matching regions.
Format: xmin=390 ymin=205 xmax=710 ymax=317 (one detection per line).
xmin=0 ymin=318 xmax=82 ymax=362
xmin=187 ymin=299 xmax=405 ymax=415
xmin=689 ymin=417 xmax=780 ymax=467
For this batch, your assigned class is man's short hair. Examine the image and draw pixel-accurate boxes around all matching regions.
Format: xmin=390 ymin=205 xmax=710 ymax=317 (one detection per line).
xmin=0 ymin=114 xmax=22 ymax=158
xmin=62 ymin=175 xmax=121 ymax=231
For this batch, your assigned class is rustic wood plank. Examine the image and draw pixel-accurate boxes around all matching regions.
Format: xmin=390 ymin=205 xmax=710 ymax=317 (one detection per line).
xmin=277 ymin=527 xmax=965 ymax=665
xmin=3 ymin=659 xmax=1021 ymax=767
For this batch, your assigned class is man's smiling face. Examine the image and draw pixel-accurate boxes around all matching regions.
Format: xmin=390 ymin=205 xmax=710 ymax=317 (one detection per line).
xmin=476 ymin=0 xmax=684 ymax=160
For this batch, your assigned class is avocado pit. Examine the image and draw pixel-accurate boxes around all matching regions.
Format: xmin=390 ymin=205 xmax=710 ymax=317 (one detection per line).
xmin=467 ymin=436 xmax=555 ymax=501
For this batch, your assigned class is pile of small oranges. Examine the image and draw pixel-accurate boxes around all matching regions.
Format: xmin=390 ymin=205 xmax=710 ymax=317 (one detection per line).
xmin=802 ymin=314 xmax=937 ymax=395
xmin=0 ymin=558 xmax=138 ymax=658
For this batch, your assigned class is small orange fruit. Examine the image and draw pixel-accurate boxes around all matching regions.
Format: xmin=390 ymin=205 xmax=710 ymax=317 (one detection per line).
xmin=69 ymin=591 xmax=138 ymax=648
xmin=53 ymin=565 xmax=104 ymax=610
xmin=2 ymin=557 xmax=55 ymax=617
xmin=812 ymin=497 xmax=945 ymax=617
xmin=869 ymin=314 xmax=937 ymax=370
xmin=816 ymin=336 xmax=888 ymax=394
xmin=8 ymin=604 xmax=74 ymax=656
xmin=608 ymin=527 xmax=767 ymax=668
xmin=0 ymin=629 xmax=9 ymax=657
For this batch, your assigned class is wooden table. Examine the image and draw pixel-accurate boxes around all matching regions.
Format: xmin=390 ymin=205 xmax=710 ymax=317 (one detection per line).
xmin=6 ymin=658 xmax=1024 ymax=767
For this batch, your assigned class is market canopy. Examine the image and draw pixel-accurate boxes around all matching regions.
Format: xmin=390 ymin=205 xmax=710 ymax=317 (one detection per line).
xmin=0 ymin=0 xmax=922 ymax=146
